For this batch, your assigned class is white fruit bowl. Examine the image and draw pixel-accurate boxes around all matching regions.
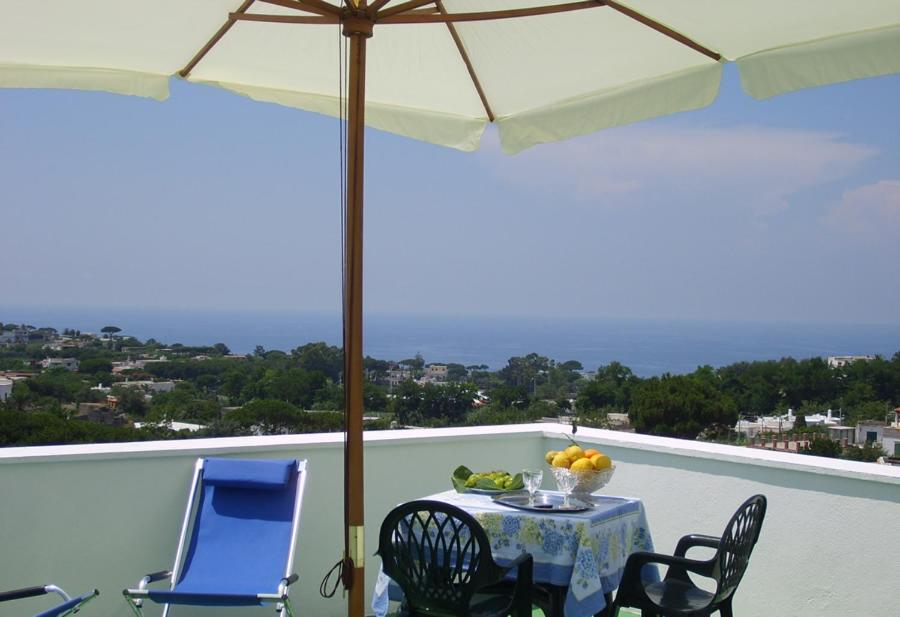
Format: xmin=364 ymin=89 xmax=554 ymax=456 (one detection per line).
xmin=550 ymin=465 xmax=615 ymax=496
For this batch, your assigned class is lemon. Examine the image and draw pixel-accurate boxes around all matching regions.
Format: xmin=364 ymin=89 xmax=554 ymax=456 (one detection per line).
xmin=551 ymin=453 xmax=571 ymax=468
xmin=545 ymin=450 xmax=558 ymax=464
xmin=591 ymin=454 xmax=612 ymax=470
xmin=583 ymin=448 xmax=600 ymax=459
xmin=571 ymin=457 xmax=594 ymax=472
xmin=564 ymin=445 xmax=584 ymax=461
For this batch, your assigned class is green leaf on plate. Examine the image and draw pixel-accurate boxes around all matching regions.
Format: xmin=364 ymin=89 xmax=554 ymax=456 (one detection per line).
xmin=451 ymin=465 xmax=474 ymax=493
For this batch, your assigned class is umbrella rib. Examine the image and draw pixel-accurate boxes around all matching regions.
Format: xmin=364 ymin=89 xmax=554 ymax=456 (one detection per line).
xmin=378 ymin=1 xmax=603 ymax=24
xmin=179 ymin=0 xmax=256 ymax=78
xmin=377 ymin=0 xmax=437 ymax=20
xmin=436 ymin=0 xmax=494 ymax=122
xmin=606 ymin=1 xmax=721 ymax=61
xmin=257 ymin=0 xmax=342 ymax=16
xmin=367 ymin=0 xmax=394 ymax=13
xmin=232 ymin=13 xmax=341 ymax=23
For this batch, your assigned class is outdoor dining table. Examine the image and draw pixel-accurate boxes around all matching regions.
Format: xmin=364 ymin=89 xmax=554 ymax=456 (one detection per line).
xmin=372 ymin=489 xmax=657 ymax=617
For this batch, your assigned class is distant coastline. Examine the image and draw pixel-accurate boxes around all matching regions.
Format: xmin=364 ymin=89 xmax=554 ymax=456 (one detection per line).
xmin=3 ymin=305 xmax=900 ymax=377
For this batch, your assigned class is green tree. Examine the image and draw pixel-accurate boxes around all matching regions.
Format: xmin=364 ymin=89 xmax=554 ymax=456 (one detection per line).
xmin=577 ymin=362 xmax=634 ymax=411
xmin=842 ymin=441 xmax=886 ymax=462
xmin=312 ymin=380 xmax=344 ymax=411
xmin=100 ymin=326 xmax=122 ymax=338
xmin=364 ymin=381 xmax=388 ymax=412
xmin=78 ymin=358 xmax=113 ymax=375
xmin=400 ymin=354 xmax=425 ymax=372
xmin=844 ymin=400 xmax=892 ymax=427
xmin=111 ymin=387 xmax=148 ymax=417
xmin=148 ymin=383 xmax=220 ymax=422
xmin=800 ymin=436 xmax=842 ymax=458
xmin=446 ymin=363 xmax=469 ymax=382
xmin=259 ymin=368 xmax=327 ymax=408
xmin=576 ymin=379 xmax=618 ymax=412
xmin=499 ymin=353 xmax=551 ymax=388
xmin=28 ymin=369 xmax=90 ymax=403
xmin=227 ymin=399 xmax=303 ymax=434
xmin=220 ymin=369 xmax=249 ymax=402
xmin=364 ymin=356 xmax=391 ymax=382
xmin=489 ymin=384 xmax=529 ymax=409
xmin=630 ymin=374 xmax=737 ymax=439
xmin=391 ymin=381 xmax=425 ymax=426
xmin=419 ymin=382 xmax=476 ymax=424
xmin=292 ymin=342 xmax=343 ymax=381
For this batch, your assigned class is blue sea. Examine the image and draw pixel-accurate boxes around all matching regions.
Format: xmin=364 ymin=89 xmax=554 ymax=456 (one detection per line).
xmin=3 ymin=306 xmax=900 ymax=377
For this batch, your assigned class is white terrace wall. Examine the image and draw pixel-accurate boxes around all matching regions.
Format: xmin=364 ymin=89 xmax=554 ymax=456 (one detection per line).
xmin=1 ymin=424 xmax=898 ymax=617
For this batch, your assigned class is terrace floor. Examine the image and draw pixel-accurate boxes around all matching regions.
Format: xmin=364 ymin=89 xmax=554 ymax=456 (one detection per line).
xmin=385 ymin=609 xmax=640 ymax=617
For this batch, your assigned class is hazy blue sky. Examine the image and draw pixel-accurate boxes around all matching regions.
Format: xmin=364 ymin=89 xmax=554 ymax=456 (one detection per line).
xmin=2 ymin=65 xmax=899 ymax=324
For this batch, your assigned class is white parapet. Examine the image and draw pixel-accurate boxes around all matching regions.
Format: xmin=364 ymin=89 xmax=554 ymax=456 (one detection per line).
xmin=0 ymin=424 xmax=897 ymax=617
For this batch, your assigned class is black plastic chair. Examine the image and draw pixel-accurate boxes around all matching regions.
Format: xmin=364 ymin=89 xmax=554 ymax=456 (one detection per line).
xmin=609 ymin=494 xmax=767 ymax=617
xmin=377 ymin=499 xmax=534 ymax=617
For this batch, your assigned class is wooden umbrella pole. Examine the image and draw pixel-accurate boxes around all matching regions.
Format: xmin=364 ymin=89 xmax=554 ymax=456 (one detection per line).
xmin=342 ymin=14 xmax=371 ymax=617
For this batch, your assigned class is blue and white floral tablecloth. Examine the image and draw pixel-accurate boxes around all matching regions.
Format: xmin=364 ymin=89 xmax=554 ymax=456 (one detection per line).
xmin=372 ymin=490 xmax=656 ymax=617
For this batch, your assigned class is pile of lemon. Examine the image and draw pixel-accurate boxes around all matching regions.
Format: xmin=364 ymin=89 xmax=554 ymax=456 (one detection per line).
xmin=545 ymin=444 xmax=612 ymax=472
xmin=464 ymin=470 xmax=517 ymax=490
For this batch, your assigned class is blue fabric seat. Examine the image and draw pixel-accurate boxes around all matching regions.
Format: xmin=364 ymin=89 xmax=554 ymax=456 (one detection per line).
xmin=0 ymin=584 xmax=99 ymax=617
xmin=123 ymin=457 xmax=308 ymax=617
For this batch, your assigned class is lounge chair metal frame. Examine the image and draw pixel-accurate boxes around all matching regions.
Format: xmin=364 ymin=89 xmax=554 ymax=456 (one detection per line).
xmin=0 ymin=584 xmax=99 ymax=617
xmin=123 ymin=457 xmax=307 ymax=617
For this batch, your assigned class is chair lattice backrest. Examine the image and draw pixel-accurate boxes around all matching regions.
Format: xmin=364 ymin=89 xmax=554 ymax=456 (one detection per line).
xmin=714 ymin=494 xmax=767 ymax=602
xmin=378 ymin=500 xmax=504 ymax=616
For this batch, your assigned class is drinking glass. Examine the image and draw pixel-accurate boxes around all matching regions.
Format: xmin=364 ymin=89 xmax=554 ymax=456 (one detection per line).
xmin=523 ymin=469 xmax=543 ymax=505
xmin=556 ymin=470 xmax=577 ymax=508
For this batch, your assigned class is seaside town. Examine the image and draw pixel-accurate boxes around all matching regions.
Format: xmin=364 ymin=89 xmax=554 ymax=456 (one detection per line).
xmin=2 ymin=321 xmax=897 ymax=464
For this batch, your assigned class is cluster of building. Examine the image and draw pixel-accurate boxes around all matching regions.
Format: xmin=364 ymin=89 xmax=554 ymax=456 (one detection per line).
xmin=736 ymin=407 xmax=900 ymax=461
xmin=0 ymin=325 xmax=95 ymax=350
xmin=384 ymin=363 xmax=450 ymax=388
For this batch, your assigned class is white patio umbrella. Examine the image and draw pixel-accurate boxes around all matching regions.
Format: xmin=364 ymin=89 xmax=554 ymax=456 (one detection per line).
xmin=3 ymin=2 xmax=899 ymax=615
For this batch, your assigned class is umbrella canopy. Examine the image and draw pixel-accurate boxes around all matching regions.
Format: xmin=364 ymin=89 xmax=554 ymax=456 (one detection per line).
xmin=3 ymin=2 xmax=900 ymax=616
xmin=3 ymin=1 xmax=899 ymax=153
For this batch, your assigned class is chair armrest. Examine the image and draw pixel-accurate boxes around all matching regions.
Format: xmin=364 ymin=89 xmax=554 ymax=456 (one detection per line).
xmin=0 ymin=585 xmax=49 ymax=603
xmin=624 ymin=551 xmax=715 ymax=583
xmin=277 ymin=573 xmax=299 ymax=598
xmin=674 ymin=534 xmax=721 ymax=558
xmin=139 ymin=571 xmax=172 ymax=590
xmin=123 ymin=570 xmax=172 ymax=607
xmin=617 ymin=551 xmax=717 ymax=612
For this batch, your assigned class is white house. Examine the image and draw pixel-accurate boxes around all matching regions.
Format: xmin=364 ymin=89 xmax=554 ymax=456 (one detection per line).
xmin=882 ymin=428 xmax=900 ymax=458
xmin=0 ymin=378 xmax=13 ymax=401
xmin=827 ymin=355 xmax=876 ymax=368
xmin=0 ymin=328 xmax=29 ymax=346
xmin=734 ymin=409 xmax=796 ymax=438
xmin=40 ymin=357 xmax=79 ymax=371
xmin=115 ymin=380 xmax=176 ymax=394
xmin=387 ymin=368 xmax=413 ymax=388
xmin=422 ymin=364 xmax=449 ymax=383
xmin=855 ymin=421 xmax=899 ymax=457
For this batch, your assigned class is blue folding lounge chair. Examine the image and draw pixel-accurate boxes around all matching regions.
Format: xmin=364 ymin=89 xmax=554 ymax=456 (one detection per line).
xmin=0 ymin=584 xmax=99 ymax=617
xmin=123 ymin=457 xmax=308 ymax=617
